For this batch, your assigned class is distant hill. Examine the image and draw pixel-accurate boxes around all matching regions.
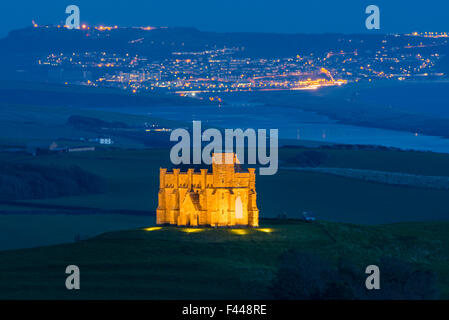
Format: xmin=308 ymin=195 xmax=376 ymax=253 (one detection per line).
xmin=0 ymin=26 xmax=447 ymax=65
xmin=0 ymin=26 xmax=447 ymax=85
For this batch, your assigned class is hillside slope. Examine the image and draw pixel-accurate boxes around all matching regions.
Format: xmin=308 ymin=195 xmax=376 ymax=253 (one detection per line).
xmin=0 ymin=220 xmax=448 ymax=299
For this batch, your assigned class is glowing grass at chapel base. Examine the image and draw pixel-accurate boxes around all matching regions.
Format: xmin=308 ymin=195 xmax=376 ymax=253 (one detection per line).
xmin=181 ymin=228 xmax=205 ymax=233
xmin=142 ymin=226 xmax=273 ymax=234
xmin=143 ymin=227 xmax=163 ymax=231
xmin=230 ymin=229 xmax=249 ymax=235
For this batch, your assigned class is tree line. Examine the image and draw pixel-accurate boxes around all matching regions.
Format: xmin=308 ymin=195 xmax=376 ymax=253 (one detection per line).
xmin=0 ymin=162 xmax=105 ymax=201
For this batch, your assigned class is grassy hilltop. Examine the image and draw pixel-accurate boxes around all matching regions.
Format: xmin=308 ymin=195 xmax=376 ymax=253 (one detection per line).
xmin=1 ymin=147 xmax=449 ymax=299
xmin=0 ymin=220 xmax=448 ymax=299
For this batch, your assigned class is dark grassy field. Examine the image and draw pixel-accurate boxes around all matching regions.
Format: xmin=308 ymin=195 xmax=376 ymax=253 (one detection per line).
xmin=280 ymin=146 xmax=449 ymax=176
xmin=0 ymin=220 xmax=448 ymax=299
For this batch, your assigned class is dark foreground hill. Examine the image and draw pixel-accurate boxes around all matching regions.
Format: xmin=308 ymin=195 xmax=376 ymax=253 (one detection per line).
xmin=0 ymin=220 xmax=448 ymax=299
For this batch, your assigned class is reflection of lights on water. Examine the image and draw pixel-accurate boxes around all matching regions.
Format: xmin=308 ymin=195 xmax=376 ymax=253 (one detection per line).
xmin=181 ymin=228 xmax=204 ymax=233
xmin=143 ymin=227 xmax=162 ymax=232
xmin=230 ymin=229 xmax=249 ymax=235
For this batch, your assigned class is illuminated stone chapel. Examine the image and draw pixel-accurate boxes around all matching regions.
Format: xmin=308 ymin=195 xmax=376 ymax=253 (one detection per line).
xmin=156 ymin=153 xmax=259 ymax=227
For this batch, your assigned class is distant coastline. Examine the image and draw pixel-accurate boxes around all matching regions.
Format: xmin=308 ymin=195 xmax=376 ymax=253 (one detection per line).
xmin=256 ymin=80 xmax=449 ymax=139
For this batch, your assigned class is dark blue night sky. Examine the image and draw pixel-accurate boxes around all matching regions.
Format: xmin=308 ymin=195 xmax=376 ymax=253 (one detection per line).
xmin=0 ymin=0 xmax=448 ymax=37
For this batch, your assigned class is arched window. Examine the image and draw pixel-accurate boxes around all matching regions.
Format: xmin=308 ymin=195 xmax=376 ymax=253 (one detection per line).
xmin=235 ymin=196 xmax=243 ymax=220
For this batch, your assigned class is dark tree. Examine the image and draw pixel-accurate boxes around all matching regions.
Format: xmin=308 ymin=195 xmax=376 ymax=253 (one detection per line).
xmin=0 ymin=162 xmax=106 ymax=200
xmin=271 ymin=250 xmax=337 ymax=299
xmin=271 ymin=251 xmax=440 ymax=300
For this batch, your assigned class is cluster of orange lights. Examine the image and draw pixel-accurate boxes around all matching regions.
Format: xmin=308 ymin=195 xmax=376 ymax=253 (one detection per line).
xmin=410 ymin=31 xmax=448 ymax=38
xmin=208 ymin=97 xmax=222 ymax=102
xmin=96 ymin=26 xmax=118 ymax=31
xmin=32 ymin=22 xmax=155 ymax=31
xmin=97 ymin=63 xmax=115 ymax=68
